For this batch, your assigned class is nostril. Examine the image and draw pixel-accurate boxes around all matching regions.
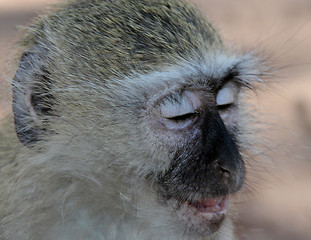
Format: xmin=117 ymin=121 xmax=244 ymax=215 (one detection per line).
xmin=213 ymin=161 xmax=231 ymax=178
xmin=219 ymin=166 xmax=231 ymax=178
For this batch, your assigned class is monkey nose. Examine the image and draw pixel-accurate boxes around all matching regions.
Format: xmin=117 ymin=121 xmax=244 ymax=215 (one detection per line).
xmin=212 ymin=160 xmax=232 ymax=179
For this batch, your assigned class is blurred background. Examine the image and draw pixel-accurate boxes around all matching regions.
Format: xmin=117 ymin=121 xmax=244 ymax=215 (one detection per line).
xmin=1 ymin=0 xmax=311 ymax=239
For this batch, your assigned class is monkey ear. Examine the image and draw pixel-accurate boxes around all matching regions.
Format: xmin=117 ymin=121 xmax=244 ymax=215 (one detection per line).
xmin=12 ymin=45 xmax=52 ymax=146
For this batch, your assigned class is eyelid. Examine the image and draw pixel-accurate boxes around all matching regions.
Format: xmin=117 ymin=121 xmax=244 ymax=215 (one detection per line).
xmin=216 ymin=81 xmax=239 ymax=106
xmin=159 ymin=90 xmax=201 ymax=119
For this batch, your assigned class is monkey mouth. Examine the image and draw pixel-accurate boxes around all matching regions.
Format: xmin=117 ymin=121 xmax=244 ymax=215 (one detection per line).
xmin=171 ymin=195 xmax=229 ymax=235
xmin=187 ymin=196 xmax=228 ymax=214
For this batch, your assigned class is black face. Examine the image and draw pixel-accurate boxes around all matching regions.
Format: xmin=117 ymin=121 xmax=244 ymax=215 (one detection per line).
xmin=150 ymin=84 xmax=245 ymax=235
xmin=157 ymin=108 xmax=244 ymax=202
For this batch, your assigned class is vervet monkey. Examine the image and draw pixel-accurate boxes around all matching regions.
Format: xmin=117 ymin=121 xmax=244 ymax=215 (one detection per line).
xmin=0 ymin=0 xmax=265 ymax=239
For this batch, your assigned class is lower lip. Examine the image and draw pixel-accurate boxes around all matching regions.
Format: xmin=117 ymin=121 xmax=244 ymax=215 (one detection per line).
xmin=187 ymin=196 xmax=228 ymax=214
xmin=173 ymin=196 xmax=229 ymax=232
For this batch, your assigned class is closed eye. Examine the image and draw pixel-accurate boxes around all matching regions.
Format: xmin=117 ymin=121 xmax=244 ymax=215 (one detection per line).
xmin=216 ymin=81 xmax=239 ymax=109
xmin=156 ymin=90 xmax=201 ymax=130
xmin=159 ymin=90 xmax=201 ymax=119
xmin=166 ymin=112 xmax=198 ymax=121
xmin=217 ymin=103 xmax=233 ymax=111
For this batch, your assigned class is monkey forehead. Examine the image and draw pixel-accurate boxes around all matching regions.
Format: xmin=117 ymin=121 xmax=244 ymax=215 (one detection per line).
xmin=112 ymin=52 xmax=264 ymax=101
xmin=22 ymin=0 xmax=223 ymax=79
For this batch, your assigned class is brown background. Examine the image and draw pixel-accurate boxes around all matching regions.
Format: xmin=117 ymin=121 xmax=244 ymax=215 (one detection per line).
xmin=1 ymin=0 xmax=311 ymax=239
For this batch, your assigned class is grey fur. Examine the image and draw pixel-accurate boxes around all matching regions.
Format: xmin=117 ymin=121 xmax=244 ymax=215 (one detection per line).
xmin=0 ymin=0 xmax=266 ymax=239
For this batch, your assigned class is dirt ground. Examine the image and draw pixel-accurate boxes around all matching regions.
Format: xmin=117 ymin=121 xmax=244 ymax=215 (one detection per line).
xmin=1 ymin=0 xmax=311 ymax=239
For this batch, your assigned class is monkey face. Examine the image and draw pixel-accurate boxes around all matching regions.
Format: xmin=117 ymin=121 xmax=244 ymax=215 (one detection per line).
xmin=143 ymin=61 xmax=249 ymax=236
xmin=12 ymin=47 xmax=255 ymax=238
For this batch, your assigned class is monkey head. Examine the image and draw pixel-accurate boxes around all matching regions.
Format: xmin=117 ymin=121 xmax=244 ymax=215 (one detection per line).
xmin=11 ymin=0 xmax=263 ymax=238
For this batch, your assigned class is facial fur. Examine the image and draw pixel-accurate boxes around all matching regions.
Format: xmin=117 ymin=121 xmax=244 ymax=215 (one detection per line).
xmin=0 ymin=0 xmax=265 ymax=239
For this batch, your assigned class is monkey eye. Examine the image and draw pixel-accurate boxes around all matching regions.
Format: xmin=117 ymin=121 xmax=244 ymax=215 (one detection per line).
xmin=158 ymin=90 xmax=201 ymax=129
xmin=216 ymin=81 xmax=239 ymax=109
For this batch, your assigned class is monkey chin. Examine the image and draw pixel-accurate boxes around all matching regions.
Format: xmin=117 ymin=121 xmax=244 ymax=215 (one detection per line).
xmin=170 ymin=196 xmax=229 ymax=236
